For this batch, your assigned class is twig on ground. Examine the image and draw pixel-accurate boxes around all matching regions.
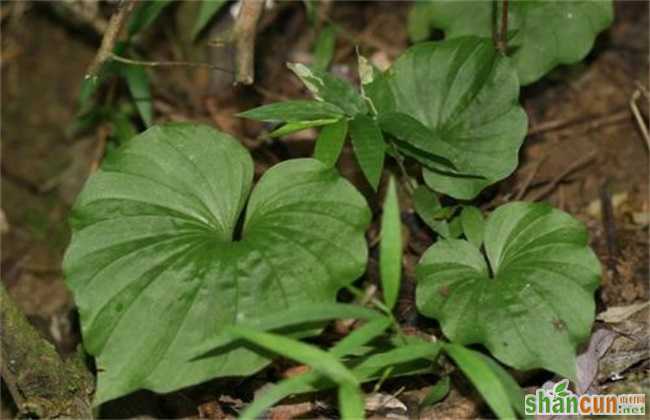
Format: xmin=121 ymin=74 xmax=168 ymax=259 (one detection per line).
xmin=527 ymin=151 xmax=597 ymax=202
xmin=514 ymin=156 xmax=547 ymax=200
xmin=527 ymin=108 xmax=630 ymax=136
xmin=233 ymin=0 xmax=264 ymax=85
xmin=630 ymin=87 xmax=650 ymax=151
xmin=85 ymin=0 xmax=138 ymax=78
xmin=110 ymin=53 xmax=235 ymax=74
xmin=331 ymin=16 xmax=394 ymax=62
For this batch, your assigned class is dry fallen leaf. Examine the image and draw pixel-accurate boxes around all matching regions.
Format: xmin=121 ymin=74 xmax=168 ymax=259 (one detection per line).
xmin=365 ymin=392 xmax=408 ymax=412
xmin=597 ymin=302 xmax=650 ymax=324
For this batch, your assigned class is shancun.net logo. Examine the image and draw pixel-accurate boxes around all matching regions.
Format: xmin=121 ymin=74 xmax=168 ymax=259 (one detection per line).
xmin=525 ymin=379 xmax=646 ymax=416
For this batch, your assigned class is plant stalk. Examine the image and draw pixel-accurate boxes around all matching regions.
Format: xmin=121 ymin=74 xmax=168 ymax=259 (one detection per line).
xmin=497 ymin=0 xmax=509 ymax=54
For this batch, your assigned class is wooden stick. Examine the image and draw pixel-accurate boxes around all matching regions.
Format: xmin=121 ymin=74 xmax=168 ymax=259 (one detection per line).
xmin=85 ymin=0 xmax=138 ymax=78
xmin=111 ymin=53 xmax=234 ymax=74
xmin=233 ymin=0 xmax=264 ymax=85
xmin=528 ymin=151 xmax=597 ymax=202
xmin=630 ymin=88 xmax=650 ymax=151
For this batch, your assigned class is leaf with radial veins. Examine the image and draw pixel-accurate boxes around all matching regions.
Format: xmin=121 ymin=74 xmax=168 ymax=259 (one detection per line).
xmin=63 ymin=124 xmax=371 ymax=404
xmin=416 ymin=0 xmax=614 ymax=85
xmin=385 ymin=36 xmax=528 ymax=199
xmin=416 ymin=202 xmax=600 ymax=379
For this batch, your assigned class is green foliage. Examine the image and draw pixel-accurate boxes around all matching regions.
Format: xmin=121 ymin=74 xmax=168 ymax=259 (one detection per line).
xmin=421 ymin=375 xmax=451 ymax=407
xmin=243 ymin=36 xmax=526 ymax=200
xmin=193 ymin=303 xmax=383 ymax=355
xmin=238 ymin=100 xmax=344 ymax=124
xmin=288 ymin=63 xmax=368 ymax=116
xmin=385 ymin=37 xmax=528 ymax=199
xmin=412 ymin=185 xmax=461 ymax=239
xmin=349 ymin=114 xmax=385 ymax=190
xmin=416 ymin=202 xmax=601 ymax=379
xmin=410 ymin=0 xmax=614 ymax=85
xmin=128 ymin=0 xmax=174 ymax=37
xmin=63 ymin=124 xmax=371 ymax=404
xmin=238 ymin=100 xmax=344 ymax=137
xmin=231 ymin=316 xmax=443 ymax=420
xmin=407 ymin=1 xmax=435 ymax=43
xmin=192 ymin=0 xmax=228 ymax=40
xmin=67 ymin=3 xmax=607 ymax=414
xmin=338 ymin=383 xmax=366 ymax=420
xmin=75 ymin=42 xmax=153 ymax=137
xmin=444 ymin=343 xmax=525 ymax=418
xmin=313 ymin=119 xmax=348 ymax=167
xmin=120 ymin=64 xmax=153 ymax=127
xmin=226 ymin=326 xmax=359 ymax=386
xmin=313 ymin=25 xmax=337 ymax=71
xmin=379 ymin=177 xmax=402 ymax=310
xmin=459 ymin=205 xmax=485 ymax=248
xmin=226 ymin=326 xmax=366 ymax=420
xmin=238 ymin=317 xmax=393 ymax=420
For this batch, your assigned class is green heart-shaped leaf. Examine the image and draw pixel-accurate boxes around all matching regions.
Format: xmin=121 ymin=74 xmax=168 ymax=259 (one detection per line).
xmin=63 ymin=123 xmax=371 ymax=404
xmin=385 ymin=37 xmax=528 ymax=199
xmin=416 ymin=202 xmax=600 ymax=379
xmin=416 ymin=0 xmax=614 ymax=85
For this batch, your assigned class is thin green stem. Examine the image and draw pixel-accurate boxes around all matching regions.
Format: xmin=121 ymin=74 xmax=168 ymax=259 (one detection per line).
xmin=345 ymin=285 xmax=408 ymax=345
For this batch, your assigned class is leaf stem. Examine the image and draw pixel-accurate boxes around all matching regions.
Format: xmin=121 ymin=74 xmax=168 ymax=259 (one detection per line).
xmin=389 ymin=142 xmax=417 ymax=195
xmin=497 ymin=0 xmax=509 ymax=54
xmin=345 ymin=285 xmax=408 ymax=345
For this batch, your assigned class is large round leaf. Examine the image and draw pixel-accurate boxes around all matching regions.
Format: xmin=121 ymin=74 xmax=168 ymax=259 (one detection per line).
xmin=385 ymin=37 xmax=528 ymax=200
xmin=416 ymin=202 xmax=600 ymax=379
xmin=419 ymin=0 xmax=613 ymax=85
xmin=63 ymin=124 xmax=371 ymax=404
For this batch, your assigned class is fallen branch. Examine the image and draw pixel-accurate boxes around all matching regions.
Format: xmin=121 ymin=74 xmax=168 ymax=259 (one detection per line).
xmin=514 ymin=155 xmax=547 ymax=200
xmin=233 ymin=0 xmax=264 ymax=85
xmin=0 ymin=285 xmax=94 ymax=418
xmin=630 ymin=87 xmax=650 ymax=151
xmin=527 ymin=150 xmax=597 ymax=202
xmin=85 ymin=0 xmax=138 ymax=78
xmin=527 ymin=108 xmax=629 ymax=136
xmin=110 ymin=53 xmax=235 ymax=74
